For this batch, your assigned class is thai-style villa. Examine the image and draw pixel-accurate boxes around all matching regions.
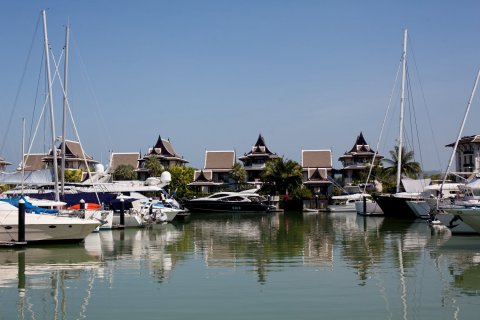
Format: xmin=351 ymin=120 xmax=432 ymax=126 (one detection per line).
xmin=446 ymin=134 xmax=480 ymax=179
xmin=301 ymin=150 xmax=333 ymax=196
xmin=41 ymin=140 xmax=99 ymax=171
xmin=11 ymin=130 xmax=480 ymax=199
xmin=19 ymin=140 xmax=98 ymax=173
xmin=338 ymin=132 xmax=383 ymax=185
xmin=0 ymin=156 xmax=12 ymax=172
xmin=137 ymin=135 xmax=188 ymax=181
xmin=238 ymin=134 xmax=280 ymax=186
xmin=188 ymin=151 xmax=236 ymax=193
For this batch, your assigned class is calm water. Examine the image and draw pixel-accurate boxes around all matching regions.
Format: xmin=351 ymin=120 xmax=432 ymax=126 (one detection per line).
xmin=1 ymin=211 xmax=480 ymax=319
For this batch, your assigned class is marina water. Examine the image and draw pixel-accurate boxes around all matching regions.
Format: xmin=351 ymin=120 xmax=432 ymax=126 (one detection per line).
xmin=1 ymin=211 xmax=479 ymax=319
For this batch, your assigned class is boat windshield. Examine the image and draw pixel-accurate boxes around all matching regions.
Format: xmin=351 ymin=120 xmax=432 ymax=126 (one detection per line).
xmin=208 ymin=193 xmax=231 ymax=199
xmin=224 ymin=196 xmax=247 ymax=202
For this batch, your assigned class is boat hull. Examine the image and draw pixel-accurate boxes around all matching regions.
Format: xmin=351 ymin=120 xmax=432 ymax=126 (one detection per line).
xmin=112 ymin=212 xmax=145 ymax=227
xmin=328 ymin=203 xmax=356 ymax=212
xmin=355 ymin=200 xmax=384 ymax=216
xmin=405 ymin=200 xmax=431 ymax=219
xmin=434 ymin=211 xmax=478 ymax=235
xmin=373 ymin=195 xmax=423 ymax=219
xmin=0 ymin=213 xmax=100 ymax=243
xmin=443 ymin=208 xmax=480 ymax=234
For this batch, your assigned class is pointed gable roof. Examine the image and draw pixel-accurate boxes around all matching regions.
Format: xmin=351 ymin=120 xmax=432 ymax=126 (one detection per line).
xmin=339 ymin=132 xmax=383 ymax=162
xmin=239 ymin=134 xmax=279 ymax=160
xmin=204 ymin=151 xmax=235 ymax=170
xmin=188 ymin=169 xmax=223 ymax=186
xmin=349 ymin=132 xmax=372 ymax=153
xmin=304 ymin=168 xmax=331 ymax=185
xmin=194 ymin=170 xmax=213 ymax=182
xmin=150 ymin=135 xmax=176 ymax=157
xmin=146 ymin=135 xmax=187 ymax=164
xmin=49 ymin=140 xmax=96 ymax=162
xmin=252 ymin=134 xmax=272 ymax=154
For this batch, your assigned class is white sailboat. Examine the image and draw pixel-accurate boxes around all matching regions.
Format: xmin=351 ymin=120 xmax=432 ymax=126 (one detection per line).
xmin=0 ymin=10 xmax=101 ymax=242
xmin=373 ymin=29 xmax=431 ymax=219
xmin=430 ymin=68 xmax=480 ymax=234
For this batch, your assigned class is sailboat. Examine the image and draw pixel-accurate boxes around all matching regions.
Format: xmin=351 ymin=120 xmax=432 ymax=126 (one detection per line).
xmin=0 ymin=10 xmax=101 ymax=242
xmin=428 ymin=68 xmax=480 ymax=234
xmin=373 ymin=29 xmax=431 ymax=219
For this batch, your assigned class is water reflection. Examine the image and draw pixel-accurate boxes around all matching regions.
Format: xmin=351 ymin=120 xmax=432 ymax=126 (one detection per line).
xmin=430 ymin=236 xmax=480 ymax=293
xmin=0 ymin=240 xmax=104 ymax=320
xmin=1 ymin=211 xmax=480 ymax=319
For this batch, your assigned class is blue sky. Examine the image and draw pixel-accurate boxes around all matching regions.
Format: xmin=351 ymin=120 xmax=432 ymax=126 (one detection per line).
xmin=1 ymin=0 xmax=480 ymax=171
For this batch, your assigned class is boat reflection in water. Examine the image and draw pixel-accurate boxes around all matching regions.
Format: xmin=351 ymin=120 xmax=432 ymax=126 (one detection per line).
xmin=430 ymin=236 xmax=480 ymax=293
xmin=0 ymin=238 xmax=104 ymax=320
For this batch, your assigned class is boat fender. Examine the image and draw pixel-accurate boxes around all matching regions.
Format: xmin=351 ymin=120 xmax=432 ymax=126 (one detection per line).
xmin=157 ymin=212 xmax=168 ymax=222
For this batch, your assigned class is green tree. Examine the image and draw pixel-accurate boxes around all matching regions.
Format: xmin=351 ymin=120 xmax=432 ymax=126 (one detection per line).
xmin=382 ymin=145 xmax=421 ymax=178
xmin=114 ymin=164 xmax=137 ymax=181
xmin=167 ymin=165 xmax=195 ymax=199
xmin=260 ymin=157 xmax=303 ymax=199
xmin=381 ymin=145 xmax=421 ymax=192
xmin=230 ymin=162 xmax=246 ymax=190
xmin=145 ymin=156 xmax=164 ymax=177
xmin=64 ymin=169 xmax=83 ymax=182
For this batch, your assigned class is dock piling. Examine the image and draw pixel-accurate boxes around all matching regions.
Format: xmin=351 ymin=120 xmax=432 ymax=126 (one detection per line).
xmin=18 ymin=198 xmax=26 ymax=243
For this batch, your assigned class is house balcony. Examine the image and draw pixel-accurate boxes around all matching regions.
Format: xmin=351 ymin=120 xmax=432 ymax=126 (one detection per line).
xmin=243 ymin=163 xmax=266 ymax=170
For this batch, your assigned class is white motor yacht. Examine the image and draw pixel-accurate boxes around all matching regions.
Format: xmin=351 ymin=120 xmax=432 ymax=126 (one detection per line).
xmin=0 ymin=201 xmax=100 ymax=243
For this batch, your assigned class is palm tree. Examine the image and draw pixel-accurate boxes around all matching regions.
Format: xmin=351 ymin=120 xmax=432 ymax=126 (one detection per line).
xmin=382 ymin=145 xmax=421 ymax=179
xmin=114 ymin=164 xmax=137 ymax=181
xmin=260 ymin=157 xmax=303 ymax=197
xmin=145 ymin=156 xmax=164 ymax=177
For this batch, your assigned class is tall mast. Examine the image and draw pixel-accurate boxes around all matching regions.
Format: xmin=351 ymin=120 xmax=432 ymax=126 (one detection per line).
xmin=21 ymin=118 xmax=25 ymax=195
xmin=396 ymin=29 xmax=407 ymax=193
xmin=61 ymin=23 xmax=70 ymax=197
xmin=438 ymin=68 xmax=480 ymax=203
xmin=42 ymin=10 xmax=60 ymax=201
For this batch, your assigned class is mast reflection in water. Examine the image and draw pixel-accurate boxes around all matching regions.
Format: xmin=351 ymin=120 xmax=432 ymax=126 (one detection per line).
xmin=1 ymin=211 xmax=480 ymax=319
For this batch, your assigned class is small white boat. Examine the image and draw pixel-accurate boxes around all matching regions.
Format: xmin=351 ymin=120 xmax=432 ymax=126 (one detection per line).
xmin=0 ymin=201 xmax=100 ymax=243
xmin=329 ymin=193 xmax=364 ymax=212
